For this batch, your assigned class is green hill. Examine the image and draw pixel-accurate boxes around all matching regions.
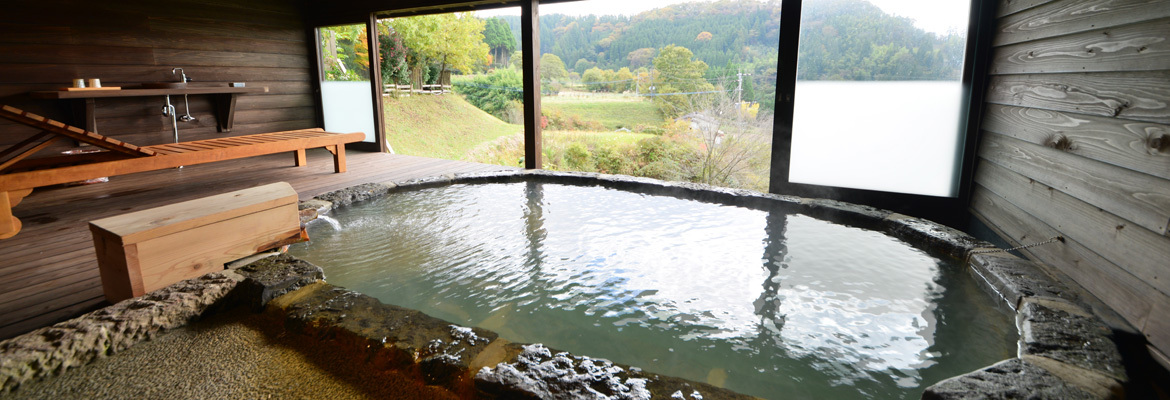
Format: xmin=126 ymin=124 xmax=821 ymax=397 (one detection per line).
xmin=383 ymin=94 xmax=522 ymax=160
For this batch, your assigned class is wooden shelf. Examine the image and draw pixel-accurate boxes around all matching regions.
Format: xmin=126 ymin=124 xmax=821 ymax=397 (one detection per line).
xmin=29 ymin=86 xmax=269 ymax=134
xmin=29 ymin=86 xmax=267 ymax=99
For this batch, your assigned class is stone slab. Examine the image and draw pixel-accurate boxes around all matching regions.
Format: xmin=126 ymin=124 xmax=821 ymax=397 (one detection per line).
xmin=313 ymin=182 xmax=394 ymax=207
xmin=968 ymin=252 xmax=1080 ymax=310
xmin=232 ymin=253 xmax=324 ymax=311
xmin=1018 ymin=298 xmax=1127 ymax=383
xmin=265 ymin=282 xmax=498 ymax=390
xmin=474 ymin=343 xmax=757 ymax=400
xmin=922 ymin=358 xmax=1097 ymax=399
xmin=886 ymin=213 xmax=996 ymax=260
xmin=0 ymin=272 xmax=241 ymax=393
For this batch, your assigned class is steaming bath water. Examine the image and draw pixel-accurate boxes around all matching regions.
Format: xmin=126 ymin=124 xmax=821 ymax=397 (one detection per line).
xmin=289 ymin=182 xmax=1016 ymax=399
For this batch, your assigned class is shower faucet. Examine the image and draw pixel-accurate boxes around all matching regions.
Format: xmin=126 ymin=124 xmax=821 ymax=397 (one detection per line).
xmin=172 ymin=67 xmax=187 ymax=82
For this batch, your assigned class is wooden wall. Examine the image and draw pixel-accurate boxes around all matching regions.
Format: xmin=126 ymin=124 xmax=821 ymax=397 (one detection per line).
xmin=0 ymin=0 xmax=316 ymax=153
xmin=970 ymin=0 xmax=1170 ymax=367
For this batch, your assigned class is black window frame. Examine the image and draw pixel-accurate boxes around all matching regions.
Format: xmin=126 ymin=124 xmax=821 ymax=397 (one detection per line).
xmin=306 ymin=0 xmax=998 ymax=228
xmin=768 ymin=0 xmax=999 ymax=228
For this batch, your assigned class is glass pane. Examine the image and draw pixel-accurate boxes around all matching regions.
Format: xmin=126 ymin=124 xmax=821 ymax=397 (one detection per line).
xmin=521 ymin=0 xmax=779 ymax=192
xmin=379 ymin=10 xmax=525 ymax=165
xmin=790 ymin=0 xmax=970 ymax=197
xmin=319 ymin=24 xmax=376 ymax=143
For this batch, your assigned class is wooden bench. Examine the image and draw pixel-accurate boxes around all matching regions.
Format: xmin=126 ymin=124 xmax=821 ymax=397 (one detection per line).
xmin=0 ymin=105 xmax=366 ymax=239
xmin=90 ymin=182 xmax=302 ymax=302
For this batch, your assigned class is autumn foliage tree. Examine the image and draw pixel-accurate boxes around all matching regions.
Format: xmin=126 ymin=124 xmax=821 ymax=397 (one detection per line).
xmin=652 ymin=45 xmax=715 ymax=117
xmin=388 ymin=13 xmax=490 ymax=86
xmin=483 ymin=18 xmax=516 ymax=67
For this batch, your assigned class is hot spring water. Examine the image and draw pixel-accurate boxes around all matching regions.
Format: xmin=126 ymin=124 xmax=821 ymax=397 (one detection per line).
xmin=289 ymin=182 xmax=1015 ymax=399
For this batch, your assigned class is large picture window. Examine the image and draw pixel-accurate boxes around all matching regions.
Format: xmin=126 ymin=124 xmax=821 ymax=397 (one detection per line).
xmin=788 ymin=0 xmax=971 ymax=197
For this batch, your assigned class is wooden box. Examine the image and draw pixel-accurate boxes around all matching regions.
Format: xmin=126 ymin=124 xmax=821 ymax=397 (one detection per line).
xmin=89 ymin=182 xmax=302 ymax=303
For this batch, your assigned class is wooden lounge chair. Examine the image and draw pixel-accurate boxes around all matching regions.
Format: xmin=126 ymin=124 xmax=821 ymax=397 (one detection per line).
xmin=0 ymin=105 xmax=366 ymax=239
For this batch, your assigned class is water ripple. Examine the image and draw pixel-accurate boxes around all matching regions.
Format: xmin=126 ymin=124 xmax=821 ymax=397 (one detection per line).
xmin=289 ymin=182 xmax=1015 ymax=399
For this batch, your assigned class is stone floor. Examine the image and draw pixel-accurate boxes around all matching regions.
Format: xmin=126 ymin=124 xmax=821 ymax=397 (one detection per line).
xmin=5 ymin=308 xmax=460 ymax=400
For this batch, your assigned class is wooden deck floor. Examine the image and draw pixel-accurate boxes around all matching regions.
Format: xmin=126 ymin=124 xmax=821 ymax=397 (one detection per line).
xmin=0 ymin=149 xmax=514 ymax=339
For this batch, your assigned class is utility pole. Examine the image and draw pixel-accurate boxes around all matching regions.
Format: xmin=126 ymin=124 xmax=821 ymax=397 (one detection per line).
xmin=735 ymin=68 xmax=752 ymax=104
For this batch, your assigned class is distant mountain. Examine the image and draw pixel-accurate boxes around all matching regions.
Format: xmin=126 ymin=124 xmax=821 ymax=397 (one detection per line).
xmin=497 ymin=0 xmax=965 ymax=108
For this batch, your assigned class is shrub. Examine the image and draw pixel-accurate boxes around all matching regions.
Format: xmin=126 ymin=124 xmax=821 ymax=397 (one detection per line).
xmin=453 ymin=69 xmax=523 ymax=120
xmin=564 ymin=142 xmax=594 ymax=170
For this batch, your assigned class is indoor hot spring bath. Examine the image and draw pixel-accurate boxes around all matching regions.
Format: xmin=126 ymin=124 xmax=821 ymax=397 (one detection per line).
xmin=289 ymin=172 xmax=1021 ymax=399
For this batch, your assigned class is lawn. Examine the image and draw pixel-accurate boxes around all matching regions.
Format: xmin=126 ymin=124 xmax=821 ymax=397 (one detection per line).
xmin=383 ymin=94 xmax=522 ymax=161
xmin=542 ymin=93 xmax=664 ymax=130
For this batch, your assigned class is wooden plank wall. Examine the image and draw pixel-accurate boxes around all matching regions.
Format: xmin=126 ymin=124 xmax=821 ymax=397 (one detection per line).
xmin=970 ymin=0 xmax=1170 ymax=367
xmin=0 ymin=0 xmax=316 ymax=152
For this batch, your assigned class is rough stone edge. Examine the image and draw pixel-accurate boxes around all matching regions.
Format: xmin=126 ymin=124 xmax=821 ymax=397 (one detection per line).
xmin=0 ymin=254 xmax=325 ymax=394
xmin=296 ymin=170 xmax=1133 ymax=399
xmin=264 ymin=279 xmax=757 ymax=399
xmin=0 ymin=271 xmax=243 ymax=393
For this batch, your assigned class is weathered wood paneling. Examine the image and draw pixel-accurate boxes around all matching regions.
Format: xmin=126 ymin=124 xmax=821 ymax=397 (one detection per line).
xmin=981 ymin=104 xmax=1170 ymax=179
xmin=995 ymin=0 xmax=1170 ymax=46
xmin=0 ymin=0 xmax=316 ymax=153
xmin=974 ymin=0 xmax=1170 ymax=370
xmin=975 ymin=160 xmax=1170 ymax=296
xmin=998 ymin=0 xmax=1061 ymax=18
xmin=985 ymin=72 xmax=1170 ymax=124
xmin=971 ymin=185 xmax=1156 ymax=327
xmin=979 ymin=132 xmax=1170 ymax=235
xmin=990 ymin=18 xmax=1170 ymax=75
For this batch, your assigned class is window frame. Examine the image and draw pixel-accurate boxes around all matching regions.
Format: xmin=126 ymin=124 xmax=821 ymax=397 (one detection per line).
xmin=767 ymin=0 xmax=998 ymax=228
xmin=306 ymin=0 xmax=998 ymax=227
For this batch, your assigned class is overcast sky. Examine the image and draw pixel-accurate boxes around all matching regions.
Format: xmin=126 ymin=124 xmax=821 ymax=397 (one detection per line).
xmin=476 ymin=0 xmax=968 ymax=35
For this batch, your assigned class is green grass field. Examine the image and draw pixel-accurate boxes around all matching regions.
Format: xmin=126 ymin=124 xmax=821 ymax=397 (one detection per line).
xmin=468 ymin=130 xmax=655 ymax=168
xmin=542 ymin=93 xmax=664 ymax=130
xmin=383 ymin=94 xmax=522 ymax=161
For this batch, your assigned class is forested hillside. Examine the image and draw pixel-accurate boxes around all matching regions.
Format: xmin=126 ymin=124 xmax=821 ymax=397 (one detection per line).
xmin=501 ymin=0 xmax=965 ymax=108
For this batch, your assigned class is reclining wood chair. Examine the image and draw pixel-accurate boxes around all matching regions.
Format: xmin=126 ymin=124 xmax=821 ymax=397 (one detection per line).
xmin=0 ymin=105 xmax=366 ymax=239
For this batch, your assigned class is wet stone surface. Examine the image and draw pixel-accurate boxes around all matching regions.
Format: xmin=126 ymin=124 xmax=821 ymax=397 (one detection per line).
xmin=233 ymin=253 xmax=324 ymax=311
xmin=297 ymin=199 xmax=332 ymax=224
xmin=1018 ymin=299 xmax=1127 ymax=383
xmin=3 ymin=308 xmax=462 ymax=400
xmin=475 ymin=343 xmax=755 ymax=400
xmin=392 ymin=175 xmax=456 ymax=192
xmin=922 ymin=358 xmax=1097 ymax=400
xmin=969 ymin=253 xmax=1080 ymax=310
xmin=886 ymin=214 xmax=995 ymax=260
xmin=266 ymin=282 xmax=499 ymax=389
xmin=314 ymin=182 xmax=394 ymax=207
xmin=0 ymin=272 xmax=241 ymax=393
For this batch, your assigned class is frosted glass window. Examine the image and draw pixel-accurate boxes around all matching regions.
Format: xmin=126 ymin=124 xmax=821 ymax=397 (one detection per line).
xmin=321 ymin=81 xmax=376 ymax=142
xmin=789 ymin=0 xmax=970 ymax=197
xmin=319 ymin=25 xmax=376 ymax=143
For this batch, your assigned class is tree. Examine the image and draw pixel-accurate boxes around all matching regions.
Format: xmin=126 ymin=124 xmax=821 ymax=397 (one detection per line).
xmin=652 ymin=45 xmax=714 ymax=117
xmin=573 ymin=58 xmax=595 ymax=75
xmin=582 ymin=67 xmax=605 ymax=92
xmin=483 ymin=18 xmax=516 ymax=67
xmin=626 ymin=48 xmax=656 ymax=70
xmin=389 ymin=13 xmax=490 ymax=80
xmin=613 ymin=67 xmax=635 ymax=92
xmin=540 ymin=53 xmax=568 ymax=94
xmin=695 ymin=31 xmax=713 ymax=42
xmin=454 ymin=68 xmax=523 ymax=121
xmin=376 ymin=23 xmax=410 ymax=85
xmin=319 ymin=25 xmax=368 ymax=81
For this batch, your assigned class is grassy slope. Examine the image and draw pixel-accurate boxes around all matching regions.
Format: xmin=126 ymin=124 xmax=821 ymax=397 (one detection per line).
xmin=469 ymin=130 xmax=655 ymax=168
xmin=383 ymin=94 xmax=522 ymax=160
xmin=542 ymin=94 xmax=664 ymax=130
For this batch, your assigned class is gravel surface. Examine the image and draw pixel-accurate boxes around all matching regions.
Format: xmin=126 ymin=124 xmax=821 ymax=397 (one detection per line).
xmin=5 ymin=308 xmax=459 ymax=400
